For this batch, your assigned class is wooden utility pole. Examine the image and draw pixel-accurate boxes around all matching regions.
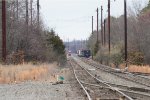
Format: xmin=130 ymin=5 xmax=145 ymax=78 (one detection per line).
xmin=101 ymin=6 xmax=103 ymax=45
xmin=104 ymin=19 xmax=106 ymax=46
xmin=37 ymin=0 xmax=40 ymax=26
xmin=124 ymin=0 xmax=128 ymax=67
xmin=92 ymin=16 xmax=94 ymax=35
xmin=30 ymin=0 xmax=33 ymax=26
xmin=68 ymin=38 xmax=69 ymax=51
xmin=2 ymin=0 xmax=7 ymax=62
xmin=16 ymin=0 xmax=19 ymax=20
xmin=96 ymin=8 xmax=99 ymax=44
xmin=26 ymin=0 xmax=29 ymax=31
xmin=108 ymin=0 xmax=111 ymax=54
xmin=92 ymin=16 xmax=94 ymax=59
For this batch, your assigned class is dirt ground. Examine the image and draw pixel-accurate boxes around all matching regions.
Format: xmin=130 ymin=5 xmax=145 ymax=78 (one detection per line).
xmin=0 ymin=63 xmax=85 ymax=100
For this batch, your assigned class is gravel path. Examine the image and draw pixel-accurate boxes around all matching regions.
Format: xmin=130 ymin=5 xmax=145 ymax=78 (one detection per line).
xmin=0 ymin=64 xmax=85 ymax=100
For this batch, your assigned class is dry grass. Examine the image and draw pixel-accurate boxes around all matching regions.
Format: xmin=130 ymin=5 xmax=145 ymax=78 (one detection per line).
xmin=0 ymin=63 xmax=57 ymax=84
xmin=128 ymin=65 xmax=150 ymax=74
xmin=111 ymin=64 xmax=150 ymax=74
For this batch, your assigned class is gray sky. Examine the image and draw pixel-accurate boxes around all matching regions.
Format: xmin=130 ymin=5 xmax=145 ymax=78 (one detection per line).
xmin=40 ymin=0 xmax=148 ymax=41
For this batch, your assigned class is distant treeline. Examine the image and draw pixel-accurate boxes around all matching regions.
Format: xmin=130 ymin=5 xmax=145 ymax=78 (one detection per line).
xmin=64 ymin=40 xmax=88 ymax=53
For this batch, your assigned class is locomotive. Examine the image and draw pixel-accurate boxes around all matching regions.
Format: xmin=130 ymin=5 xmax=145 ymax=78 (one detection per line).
xmin=77 ymin=50 xmax=91 ymax=58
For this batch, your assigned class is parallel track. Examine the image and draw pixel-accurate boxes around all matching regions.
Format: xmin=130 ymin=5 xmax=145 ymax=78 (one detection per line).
xmin=70 ymin=59 xmax=133 ymax=100
xmin=80 ymin=58 xmax=150 ymax=88
xmin=71 ymin=56 xmax=150 ymax=100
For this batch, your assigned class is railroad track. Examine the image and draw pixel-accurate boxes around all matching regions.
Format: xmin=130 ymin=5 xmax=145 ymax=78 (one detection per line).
xmin=80 ymin=57 xmax=150 ymax=88
xmin=71 ymin=56 xmax=150 ymax=100
xmin=70 ymin=59 xmax=133 ymax=100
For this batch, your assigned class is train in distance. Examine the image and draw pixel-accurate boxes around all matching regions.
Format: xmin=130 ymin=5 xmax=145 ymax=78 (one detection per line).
xmin=77 ymin=50 xmax=91 ymax=58
xmin=67 ymin=50 xmax=72 ymax=56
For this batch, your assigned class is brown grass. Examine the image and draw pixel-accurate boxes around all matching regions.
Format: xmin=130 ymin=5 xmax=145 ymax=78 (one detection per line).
xmin=0 ymin=63 xmax=57 ymax=84
xmin=128 ymin=65 xmax=150 ymax=74
xmin=111 ymin=63 xmax=150 ymax=74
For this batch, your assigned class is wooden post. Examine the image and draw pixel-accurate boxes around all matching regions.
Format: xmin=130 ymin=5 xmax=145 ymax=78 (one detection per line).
xmin=124 ymin=0 xmax=128 ymax=67
xmin=2 ymin=0 xmax=7 ymax=62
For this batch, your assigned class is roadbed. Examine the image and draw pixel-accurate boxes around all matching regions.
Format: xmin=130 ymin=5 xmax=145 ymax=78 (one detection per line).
xmin=0 ymin=63 xmax=85 ymax=100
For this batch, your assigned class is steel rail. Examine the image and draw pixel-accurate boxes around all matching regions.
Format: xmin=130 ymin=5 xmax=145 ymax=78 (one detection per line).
xmin=70 ymin=62 xmax=92 ymax=100
xmin=72 ymin=59 xmax=133 ymax=100
xmin=81 ymin=81 xmax=150 ymax=98
xmin=81 ymin=58 xmax=150 ymax=87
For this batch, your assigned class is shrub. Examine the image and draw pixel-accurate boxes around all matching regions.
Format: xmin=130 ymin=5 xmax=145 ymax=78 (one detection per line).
xmin=6 ymin=50 xmax=24 ymax=65
xmin=95 ymin=44 xmax=124 ymax=67
xmin=128 ymin=51 xmax=144 ymax=65
xmin=94 ymin=42 xmax=99 ymax=56
xmin=111 ymin=51 xmax=124 ymax=68
xmin=94 ymin=46 xmax=109 ymax=64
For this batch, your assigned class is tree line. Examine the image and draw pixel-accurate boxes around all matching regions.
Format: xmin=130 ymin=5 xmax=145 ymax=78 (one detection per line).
xmin=88 ymin=1 xmax=150 ymax=67
xmin=0 ymin=0 xmax=66 ymax=65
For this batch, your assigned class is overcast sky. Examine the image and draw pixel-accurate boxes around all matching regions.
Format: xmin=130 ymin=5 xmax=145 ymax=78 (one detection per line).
xmin=40 ymin=0 xmax=148 ymax=41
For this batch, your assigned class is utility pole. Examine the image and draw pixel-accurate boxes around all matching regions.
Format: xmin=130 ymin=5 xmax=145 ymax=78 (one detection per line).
xmin=101 ymin=6 xmax=103 ymax=45
xmin=26 ymin=0 xmax=29 ymax=32
xmin=74 ymin=39 xmax=77 ymax=53
xmin=30 ymin=0 xmax=33 ymax=26
xmin=2 ymin=0 xmax=6 ymax=62
xmin=92 ymin=16 xmax=94 ymax=35
xmin=16 ymin=0 xmax=19 ymax=20
xmin=68 ymin=38 xmax=69 ymax=52
xmin=96 ymin=8 xmax=99 ymax=44
xmin=104 ymin=19 xmax=106 ymax=46
xmin=81 ymin=39 xmax=83 ymax=49
xmin=37 ymin=0 xmax=40 ymax=27
xmin=124 ymin=0 xmax=128 ymax=67
xmin=92 ymin=16 xmax=94 ymax=59
xmin=108 ymin=0 xmax=111 ymax=55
